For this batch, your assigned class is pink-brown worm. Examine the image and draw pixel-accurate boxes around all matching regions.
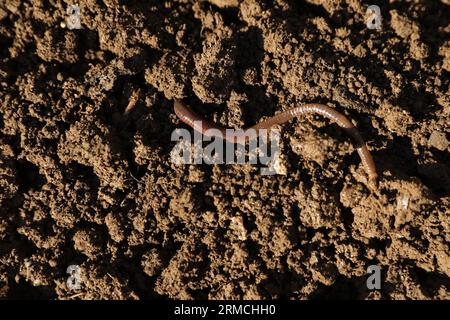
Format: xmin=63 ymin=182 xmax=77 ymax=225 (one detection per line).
xmin=174 ymin=99 xmax=378 ymax=185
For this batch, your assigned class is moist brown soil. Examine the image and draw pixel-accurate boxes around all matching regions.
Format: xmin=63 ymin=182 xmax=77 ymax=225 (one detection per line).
xmin=0 ymin=0 xmax=449 ymax=300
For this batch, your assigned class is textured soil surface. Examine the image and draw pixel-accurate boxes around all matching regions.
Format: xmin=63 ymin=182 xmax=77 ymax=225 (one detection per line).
xmin=0 ymin=0 xmax=449 ymax=300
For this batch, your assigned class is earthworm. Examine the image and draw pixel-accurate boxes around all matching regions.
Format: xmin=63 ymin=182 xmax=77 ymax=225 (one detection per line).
xmin=174 ymin=99 xmax=378 ymax=185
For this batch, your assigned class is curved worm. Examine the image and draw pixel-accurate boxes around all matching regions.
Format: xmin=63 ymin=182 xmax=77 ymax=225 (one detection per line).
xmin=174 ymin=99 xmax=378 ymax=185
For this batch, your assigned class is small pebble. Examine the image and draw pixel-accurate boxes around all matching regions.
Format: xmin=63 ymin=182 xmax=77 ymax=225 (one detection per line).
xmin=428 ymin=131 xmax=449 ymax=151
